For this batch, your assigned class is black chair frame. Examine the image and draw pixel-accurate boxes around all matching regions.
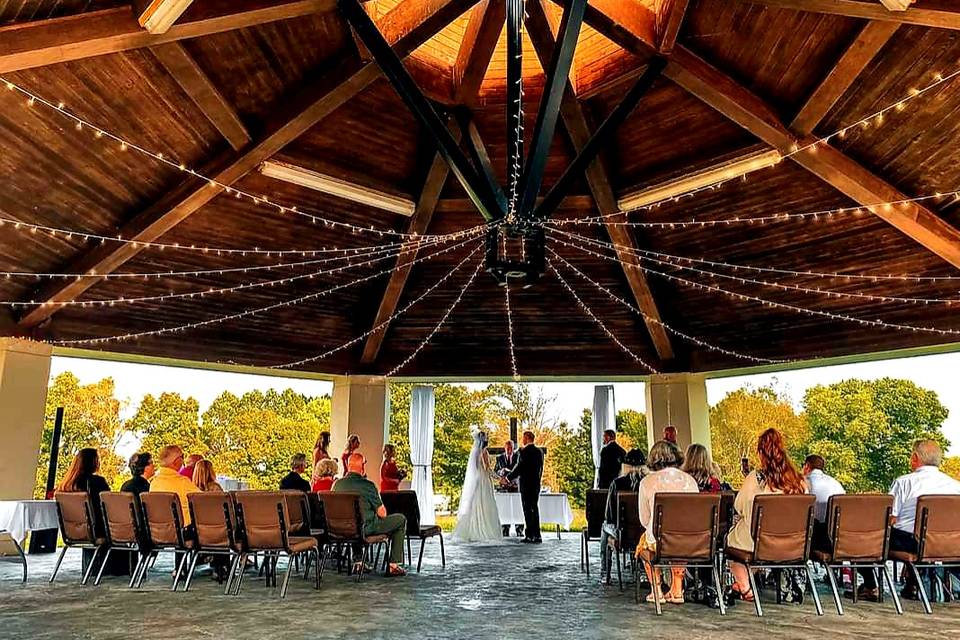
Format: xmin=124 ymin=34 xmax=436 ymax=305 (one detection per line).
xmin=137 ymin=496 xmax=192 ymax=590
xmin=50 ymin=496 xmax=103 ymax=586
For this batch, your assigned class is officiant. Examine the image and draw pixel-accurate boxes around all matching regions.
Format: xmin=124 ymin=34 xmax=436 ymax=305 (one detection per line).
xmin=495 ymin=439 xmax=523 ymax=537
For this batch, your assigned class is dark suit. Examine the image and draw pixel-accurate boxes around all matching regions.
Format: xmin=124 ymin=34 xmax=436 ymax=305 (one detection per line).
xmin=495 ymin=450 xmax=521 ymax=536
xmin=597 ymin=441 xmax=626 ymax=490
xmin=507 ymin=443 xmax=544 ymax=541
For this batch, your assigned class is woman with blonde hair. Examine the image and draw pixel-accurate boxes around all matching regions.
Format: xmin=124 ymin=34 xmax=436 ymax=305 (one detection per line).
xmin=682 ymin=443 xmax=722 ymax=493
xmin=192 ymin=459 xmax=223 ymax=492
xmin=380 ymin=443 xmax=406 ymax=492
xmin=342 ymin=434 xmax=366 ymax=476
xmin=312 ymin=458 xmax=339 ymax=492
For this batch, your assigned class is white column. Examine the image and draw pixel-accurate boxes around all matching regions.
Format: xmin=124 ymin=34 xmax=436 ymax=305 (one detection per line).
xmin=644 ymin=373 xmax=711 ymax=454
xmin=591 ymin=385 xmax=615 ymax=488
xmin=0 ymin=338 xmax=53 ymax=499
xmin=330 ymin=375 xmax=389 ymax=487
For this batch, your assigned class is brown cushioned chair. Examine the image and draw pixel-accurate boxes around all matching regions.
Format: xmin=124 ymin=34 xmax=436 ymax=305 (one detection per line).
xmin=381 ymin=490 xmax=444 ymax=572
xmin=607 ymin=491 xmax=640 ymax=591
xmin=725 ymin=494 xmax=823 ymax=617
xmin=812 ymin=494 xmax=900 ymax=615
xmin=51 ymin=492 xmax=105 ymax=585
xmin=95 ymin=492 xmax=145 ymax=587
xmin=890 ymin=495 xmax=960 ymax=614
xmin=319 ymin=491 xmax=390 ymax=581
xmin=232 ymin=491 xmax=321 ymax=598
xmin=138 ymin=491 xmax=193 ymax=590
xmin=581 ymin=489 xmax=607 ymax=576
xmin=184 ymin=492 xmax=243 ymax=594
xmin=644 ymin=493 xmax=724 ymax=615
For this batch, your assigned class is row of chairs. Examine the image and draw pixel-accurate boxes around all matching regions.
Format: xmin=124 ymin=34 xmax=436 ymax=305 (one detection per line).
xmin=582 ymin=489 xmax=960 ymax=616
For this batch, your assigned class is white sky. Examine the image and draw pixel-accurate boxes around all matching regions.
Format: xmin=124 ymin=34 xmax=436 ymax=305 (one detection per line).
xmin=50 ymin=351 xmax=960 ymax=455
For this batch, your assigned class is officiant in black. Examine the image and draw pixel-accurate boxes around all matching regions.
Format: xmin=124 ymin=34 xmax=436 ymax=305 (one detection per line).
xmin=495 ymin=439 xmax=523 ymax=537
xmin=505 ymin=430 xmax=544 ymax=544
xmin=597 ymin=429 xmax=626 ymax=490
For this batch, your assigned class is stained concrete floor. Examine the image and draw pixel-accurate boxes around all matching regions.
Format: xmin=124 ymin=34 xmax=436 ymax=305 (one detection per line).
xmin=1 ymin=534 xmax=959 ymax=640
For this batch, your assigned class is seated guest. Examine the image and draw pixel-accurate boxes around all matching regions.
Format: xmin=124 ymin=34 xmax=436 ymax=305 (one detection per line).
xmin=727 ymin=428 xmax=807 ymax=602
xmin=598 ymin=429 xmax=626 ymax=491
xmin=342 ymin=434 xmax=366 ymax=476
xmin=56 ymin=447 xmax=110 ymax=537
xmin=802 ymin=454 xmax=845 ymax=550
xmin=711 ymin=462 xmax=734 ymax=492
xmin=858 ymin=439 xmax=960 ymax=600
xmin=179 ymin=453 xmax=203 ymax=479
xmin=312 ymin=459 xmax=339 ymax=492
xmin=121 ymin=452 xmax=155 ymax=496
xmin=636 ymin=440 xmax=699 ymax=604
xmin=380 ymin=444 xmax=405 ymax=492
xmin=280 ymin=453 xmax=312 ymax=492
xmin=334 ymin=456 xmax=408 ymax=577
xmin=192 ymin=460 xmax=222 ymax=492
xmin=599 ymin=448 xmax=646 ymax=583
xmin=662 ymin=426 xmax=678 ymax=445
xmin=682 ymin=444 xmax=722 ymax=493
xmin=150 ymin=445 xmax=200 ymax=525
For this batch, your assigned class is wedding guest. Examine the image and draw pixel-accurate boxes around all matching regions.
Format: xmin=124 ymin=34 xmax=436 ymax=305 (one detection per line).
xmin=179 ymin=453 xmax=203 ymax=479
xmin=334 ymin=455 xmax=407 ymax=577
xmin=599 ymin=448 xmax=646 ymax=583
xmin=662 ymin=426 xmax=678 ymax=445
xmin=56 ymin=448 xmax=110 ymax=537
xmin=313 ymin=431 xmax=331 ymax=464
xmin=711 ymin=462 xmax=734 ymax=491
xmin=121 ymin=452 xmax=155 ymax=496
xmin=150 ymin=445 xmax=200 ymax=525
xmin=380 ymin=444 xmax=405 ymax=492
xmin=802 ymin=454 xmax=845 ymax=550
xmin=280 ymin=453 xmax=312 ymax=492
xmin=495 ymin=440 xmax=522 ymax=537
xmin=727 ymin=429 xmax=807 ymax=602
xmin=192 ymin=460 xmax=223 ymax=492
xmin=636 ymin=440 xmax=698 ymax=604
xmin=342 ymin=434 xmax=366 ymax=476
xmin=598 ymin=429 xmax=626 ymax=491
xmin=682 ymin=444 xmax=722 ymax=493
xmin=312 ymin=459 xmax=338 ymax=492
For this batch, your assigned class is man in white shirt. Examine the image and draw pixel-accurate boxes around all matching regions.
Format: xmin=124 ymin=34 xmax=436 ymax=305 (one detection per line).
xmin=803 ymin=454 xmax=845 ymax=549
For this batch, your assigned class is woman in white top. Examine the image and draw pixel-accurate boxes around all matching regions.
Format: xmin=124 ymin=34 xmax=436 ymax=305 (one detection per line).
xmin=636 ymin=440 xmax=699 ymax=605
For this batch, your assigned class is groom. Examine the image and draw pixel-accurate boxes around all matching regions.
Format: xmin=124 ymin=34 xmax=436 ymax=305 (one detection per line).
xmin=505 ymin=430 xmax=544 ymax=544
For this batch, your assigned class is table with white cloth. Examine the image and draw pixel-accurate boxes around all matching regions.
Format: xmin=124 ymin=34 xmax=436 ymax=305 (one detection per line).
xmin=0 ymin=500 xmax=59 ymax=582
xmin=494 ymin=493 xmax=574 ymax=539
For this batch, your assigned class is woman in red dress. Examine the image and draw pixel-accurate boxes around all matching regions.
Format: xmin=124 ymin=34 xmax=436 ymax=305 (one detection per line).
xmin=312 ymin=458 xmax=338 ymax=492
xmin=380 ymin=444 xmax=405 ymax=492
xmin=341 ymin=434 xmax=364 ymax=475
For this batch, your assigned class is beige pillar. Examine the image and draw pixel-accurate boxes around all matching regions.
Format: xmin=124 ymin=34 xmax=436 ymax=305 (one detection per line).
xmin=645 ymin=373 xmax=711 ymax=454
xmin=330 ymin=375 xmax=389 ymax=487
xmin=0 ymin=338 xmax=53 ymax=499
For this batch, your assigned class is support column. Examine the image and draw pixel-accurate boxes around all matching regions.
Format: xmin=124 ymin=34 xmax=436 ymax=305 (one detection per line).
xmin=645 ymin=373 xmax=711 ymax=454
xmin=330 ymin=375 xmax=389 ymax=487
xmin=0 ymin=338 xmax=53 ymax=499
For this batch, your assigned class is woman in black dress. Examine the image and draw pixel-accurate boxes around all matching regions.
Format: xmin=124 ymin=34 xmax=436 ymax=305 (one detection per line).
xmin=120 ymin=452 xmax=154 ymax=496
xmin=56 ymin=448 xmax=110 ymax=537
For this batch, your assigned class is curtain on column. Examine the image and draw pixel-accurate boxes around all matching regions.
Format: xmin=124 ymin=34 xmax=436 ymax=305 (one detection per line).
xmin=591 ymin=385 xmax=616 ymax=488
xmin=408 ymin=385 xmax=436 ymax=525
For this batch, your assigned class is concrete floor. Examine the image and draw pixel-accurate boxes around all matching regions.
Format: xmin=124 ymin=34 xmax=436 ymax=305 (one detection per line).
xmin=1 ymin=535 xmax=959 ymax=640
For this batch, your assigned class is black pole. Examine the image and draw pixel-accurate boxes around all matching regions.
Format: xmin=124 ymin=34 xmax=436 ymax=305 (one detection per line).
xmin=510 ymin=416 xmax=518 ymax=444
xmin=505 ymin=0 xmax=524 ymax=206
xmin=45 ymin=407 xmax=64 ymax=498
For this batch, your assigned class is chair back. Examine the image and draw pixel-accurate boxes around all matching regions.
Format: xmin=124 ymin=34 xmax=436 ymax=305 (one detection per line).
xmin=318 ymin=492 xmax=363 ymax=539
xmin=826 ymin=494 xmax=892 ymax=561
xmin=718 ymin=491 xmax=736 ymax=539
xmin=653 ymin=492 xmax=719 ymax=563
xmin=233 ymin=491 xmax=288 ymax=551
xmin=55 ymin=492 xmax=97 ymax=544
xmin=916 ymin=495 xmax=960 ymax=562
xmin=188 ymin=492 xmax=237 ymax=551
xmin=751 ymin=494 xmax=815 ymax=563
xmin=139 ymin=492 xmax=186 ymax=547
xmin=616 ymin=492 xmax=642 ymax=552
xmin=282 ymin=491 xmax=309 ymax=535
xmin=382 ymin=490 xmax=421 ymax=535
xmin=100 ymin=492 xmax=141 ymax=545
xmin=306 ymin=492 xmax=328 ymax=533
xmin=585 ymin=489 xmax=607 ymax=537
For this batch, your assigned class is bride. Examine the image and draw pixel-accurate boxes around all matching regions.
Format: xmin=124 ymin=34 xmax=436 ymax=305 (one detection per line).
xmin=452 ymin=429 xmax=502 ymax=543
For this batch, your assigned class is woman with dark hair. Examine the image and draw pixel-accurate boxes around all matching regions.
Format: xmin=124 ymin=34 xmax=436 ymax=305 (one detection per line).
xmin=380 ymin=444 xmax=405 ymax=492
xmin=311 ymin=431 xmax=331 ymax=485
xmin=120 ymin=452 xmax=154 ymax=495
xmin=56 ymin=448 xmax=110 ymax=536
xmin=727 ymin=428 xmax=807 ymax=602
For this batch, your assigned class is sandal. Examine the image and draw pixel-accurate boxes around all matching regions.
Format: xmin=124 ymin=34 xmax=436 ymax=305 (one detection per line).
xmin=386 ymin=564 xmax=407 ymax=578
xmin=645 ymin=592 xmax=667 ymax=604
xmin=731 ymin=584 xmax=755 ymax=602
xmin=666 ymin=593 xmax=685 ymax=604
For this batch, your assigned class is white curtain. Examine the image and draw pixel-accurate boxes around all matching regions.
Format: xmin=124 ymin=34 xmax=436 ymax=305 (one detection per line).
xmin=591 ymin=385 xmax=616 ymax=488
xmin=408 ymin=385 xmax=436 ymax=525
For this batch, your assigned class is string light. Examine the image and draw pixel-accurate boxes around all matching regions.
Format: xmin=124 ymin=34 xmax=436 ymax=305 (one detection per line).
xmin=548 ymin=260 xmax=658 ymax=373
xmin=55 ymin=236 xmax=482 ymax=346
xmin=504 ymin=281 xmax=520 ymax=380
xmin=385 ymin=254 xmax=484 ymax=376
xmin=274 ymin=242 xmax=484 ymax=369
xmin=548 ymin=249 xmax=789 ymax=364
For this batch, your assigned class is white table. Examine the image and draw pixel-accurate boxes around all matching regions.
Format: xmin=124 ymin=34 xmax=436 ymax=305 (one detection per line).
xmin=0 ymin=500 xmax=59 ymax=582
xmin=494 ymin=493 xmax=575 ymax=539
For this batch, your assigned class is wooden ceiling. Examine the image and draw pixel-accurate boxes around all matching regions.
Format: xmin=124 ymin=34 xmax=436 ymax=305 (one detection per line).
xmin=3 ymin=0 xmax=960 ymax=378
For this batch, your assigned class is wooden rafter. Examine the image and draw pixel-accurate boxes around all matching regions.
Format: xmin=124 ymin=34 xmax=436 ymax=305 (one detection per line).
xmin=527 ymin=0 xmax=674 ymax=361
xmin=134 ymin=0 xmax=196 ymax=34
xmin=790 ymin=21 xmax=899 ymax=135
xmin=734 ymin=0 xmax=960 ymax=29
xmin=151 ymin=42 xmax=252 ymax=151
xmin=452 ymin=0 xmax=506 ymax=104
xmin=657 ymin=0 xmax=690 ymax=54
xmin=17 ymin=0 xmax=479 ymax=328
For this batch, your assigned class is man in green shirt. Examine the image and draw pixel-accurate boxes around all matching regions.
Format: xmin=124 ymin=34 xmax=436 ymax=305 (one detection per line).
xmin=334 ymin=456 xmax=408 ymax=576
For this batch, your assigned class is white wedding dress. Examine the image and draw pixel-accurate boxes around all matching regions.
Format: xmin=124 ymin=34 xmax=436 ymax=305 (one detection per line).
xmin=452 ymin=432 xmax=502 ymax=543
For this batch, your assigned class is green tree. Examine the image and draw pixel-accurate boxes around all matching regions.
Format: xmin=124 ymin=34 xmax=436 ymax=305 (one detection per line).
xmin=616 ymin=408 xmax=648 ymax=453
xmin=552 ymin=410 xmax=594 ymax=508
xmin=943 ymin=456 xmax=960 ymax=482
xmin=803 ymin=378 xmax=949 ymax=492
xmin=128 ymin=392 xmax=202 ymax=456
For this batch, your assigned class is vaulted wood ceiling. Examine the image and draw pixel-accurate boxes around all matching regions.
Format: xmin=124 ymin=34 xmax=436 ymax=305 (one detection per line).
xmin=3 ymin=0 xmax=960 ymax=377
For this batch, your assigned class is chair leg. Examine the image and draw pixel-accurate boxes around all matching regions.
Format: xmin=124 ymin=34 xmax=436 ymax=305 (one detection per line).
xmin=805 ymin=562 xmax=823 ymax=616
xmin=94 ymin=547 xmax=113 ymax=586
xmin=136 ymin=551 xmax=156 ymax=589
xmin=128 ymin=552 xmax=145 ymax=589
xmin=49 ymin=545 xmax=69 ymax=583
xmin=823 ymin=565 xmax=844 ymax=615
xmin=224 ymin=553 xmax=241 ymax=595
xmin=912 ymin=564 xmax=933 ymax=614
xmin=583 ymin=535 xmax=590 ymax=577
xmin=439 ymin=533 xmax=446 ymax=568
xmin=183 ymin=551 xmax=201 ymax=592
xmin=747 ymin=566 xmax=763 ymax=617
xmin=233 ymin=554 xmax=249 ymax=596
xmin=81 ymin=546 xmax=102 ymax=586
xmin=407 ymin=538 xmax=412 ymax=566
xmin=882 ymin=564 xmax=903 ymax=615
xmin=313 ymin=549 xmax=322 ymax=590
xmin=712 ymin=564 xmax=727 ymax=616
xmin=279 ymin=554 xmax=293 ymax=598
xmin=615 ymin=548 xmax=623 ymax=591
xmin=651 ymin=563 xmax=663 ymax=616
xmin=318 ymin=547 xmax=328 ymax=582
xmin=417 ymin=538 xmax=427 ymax=573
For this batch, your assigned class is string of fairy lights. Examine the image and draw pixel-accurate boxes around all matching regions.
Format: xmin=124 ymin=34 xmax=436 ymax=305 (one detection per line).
xmin=504 ymin=282 xmax=520 ymax=380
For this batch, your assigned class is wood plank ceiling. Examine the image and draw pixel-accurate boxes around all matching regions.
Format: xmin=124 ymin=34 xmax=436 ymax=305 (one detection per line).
xmin=2 ymin=0 xmax=960 ymax=377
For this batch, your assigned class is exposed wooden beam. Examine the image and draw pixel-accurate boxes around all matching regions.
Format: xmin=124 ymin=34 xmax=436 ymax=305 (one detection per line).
xmin=452 ymin=0 xmax=505 ymax=104
xmin=734 ymin=0 xmax=960 ymax=29
xmin=151 ymin=42 xmax=251 ymax=151
xmin=17 ymin=0 xmax=478 ymax=328
xmin=790 ymin=21 xmax=899 ymax=136
xmin=575 ymin=62 xmax=649 ymax=101
xmin=527 ymin=0 xmax=674 ymax=361
xmin=0 ymin=0 xmax=337 ymax=74
xmin=134 ymin=0 xmax=195 ymax=34
xmin=657 ymin=0 xmax=690 ymax=54
xmin=435 ymin=194 xmax=594 ymax=212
